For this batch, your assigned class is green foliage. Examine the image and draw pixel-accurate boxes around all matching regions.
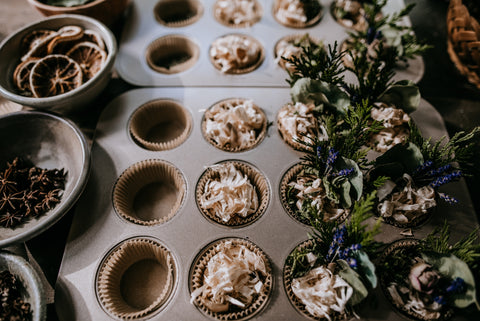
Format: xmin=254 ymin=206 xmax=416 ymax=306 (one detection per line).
xmin=337 ymin=260 xmax=369 ymax=305
xmin=285 ymin=42 xmax=346 ymax=87
xmin=408 ymin=123 xmax=480 ymax=170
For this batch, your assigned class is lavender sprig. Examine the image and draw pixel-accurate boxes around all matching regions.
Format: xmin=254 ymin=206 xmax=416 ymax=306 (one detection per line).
xmin=428 ymin=171 xmax=462 ymax=188
xmin=333 ymin=168 xmax=355 ymax=177
xmin=438 ymin=193 xmax=459 ymax=205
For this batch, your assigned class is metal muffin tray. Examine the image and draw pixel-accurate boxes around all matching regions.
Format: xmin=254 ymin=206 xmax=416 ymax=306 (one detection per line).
xmin=115 ymin=0 xmax=425 ymax=87
xmin=56 ymin=87 xmax=478 ymax=321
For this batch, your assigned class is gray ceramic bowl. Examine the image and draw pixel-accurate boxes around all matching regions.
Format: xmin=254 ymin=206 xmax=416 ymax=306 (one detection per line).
xmin=0 ymin=111 xmax=90 ymax=247
xmin=0 ymin=14 xmax=117 ymax=113
xmin=0 ymin=251 xmax=46 ymax=321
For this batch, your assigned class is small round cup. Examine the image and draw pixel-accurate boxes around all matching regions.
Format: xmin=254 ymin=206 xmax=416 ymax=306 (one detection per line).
xmin=146 ymin=35 xmax=200 ymax=74
xmin=154 ymin=0 xmax=203 ymax=27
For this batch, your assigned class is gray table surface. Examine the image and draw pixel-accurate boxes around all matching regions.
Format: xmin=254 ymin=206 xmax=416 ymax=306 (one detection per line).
xmin=0 ymin=0 xmax=479 ymax=320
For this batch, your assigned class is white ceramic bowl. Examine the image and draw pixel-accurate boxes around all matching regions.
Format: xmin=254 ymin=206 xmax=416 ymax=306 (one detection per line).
xmin=0 ymin=111 xmax=90 ymax=247
xmin=0 ymin=14 xmax=117 ymax=113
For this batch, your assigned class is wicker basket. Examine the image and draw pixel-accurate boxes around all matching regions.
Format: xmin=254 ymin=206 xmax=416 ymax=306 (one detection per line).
xmin=447 ymin=0 xmax=480 ymax=89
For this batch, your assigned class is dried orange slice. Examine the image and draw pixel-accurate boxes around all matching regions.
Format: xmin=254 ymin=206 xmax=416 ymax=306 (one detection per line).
xmin=12 ymin=58 xmax=38 ymax=94
xmin=29 ymin=54 xmax=83 ymax=98
xmin=82 ymin=29 xmax=105 ymax=50
xmin=47 ymin=25 xmax=84 ymax=54
xmin=21 ymin=32 xmax=58 ymax=62
xmin=21 ymin=29 xmax=57 ymax=55
xmin=66 ymin=42 xmax=107 ymax=81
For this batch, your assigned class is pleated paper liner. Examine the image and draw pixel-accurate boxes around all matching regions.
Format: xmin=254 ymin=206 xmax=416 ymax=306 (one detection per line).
xmin=209 ymin=34 xmax=265 ymax=74
xmin=146 ymin=35 xmax=200 ymax=74
xmin=447 ymin=0 xmax=480 ymax=89
xmin=96 ymin=237 xmax=177 ymax=320
xmin=113 ymin=159 xmax=186 ymax=226
xmin=213 ymin=0 xmax=263 ymax=28
xmin=274 ymin=34 xmax=324 ymax=72
xmin=272 ymin=0 xmax=324 ymax=29
xmin=195 ymin=160 xmax=270 ymax=228
xmin=283 ymin=239 xmax=350 ymax=321
xmin=201 ymin=98 xmax=267 ymax=152
xmin=376 ymin=196 xmax=435 ymax=229
xmin=129 ymin=99 xmax=192 ymax=151
xmin=378 ymin=239 xmax=454 ymax=321
xmin=280 ymin=163 xmax=351 ymax=226
xmin=276 ymin=102 xmax=318 ymax=151
xmin=154 ymin=0 xmax=204 ymax=27
xmin=329 ymin=1 xmax=383 ymax=32
xmin=189 ymin=237 xmax=273 ymax=321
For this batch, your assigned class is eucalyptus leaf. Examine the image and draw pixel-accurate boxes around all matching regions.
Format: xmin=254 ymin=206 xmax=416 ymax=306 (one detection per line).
xmin=336 ymin=157 xmax=363 ymax=202
xmin=374 ymin=142 xmax=424 ymax=179
xmin=291 ymin=78 xmax=350 ymax=114
xmin=337 ymin=260 xmax=369 ymax=306
xmin=378 ymin=80 xmax=420 ymax=114
xmin=323 ymin=179 xmax=340 ymax=204
xmin=422 ymin=253 xmax=478 ymax=309
xmin=378 ymin=26 xmax=403 ymax=54
xmin=352 ymin=250 xmax=377 ymax=289
xmin=339 ymin=179 xmax=352 ymax=209
xmin=44 ymin=0 xmax=92 ymax=7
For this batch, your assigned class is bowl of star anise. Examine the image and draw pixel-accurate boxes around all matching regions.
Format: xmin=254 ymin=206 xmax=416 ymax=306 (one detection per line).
xmin=0 ymin=110 xmax=90 ymax=248
xmin=0 ymin=14 xmax=117 ymax=113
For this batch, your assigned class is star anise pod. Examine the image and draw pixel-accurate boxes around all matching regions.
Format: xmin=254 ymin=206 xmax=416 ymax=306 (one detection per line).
xmin=0 ymin=192 xmax=23 ymax=212
xmin=0 ymin=211 xmax=23 ymax=228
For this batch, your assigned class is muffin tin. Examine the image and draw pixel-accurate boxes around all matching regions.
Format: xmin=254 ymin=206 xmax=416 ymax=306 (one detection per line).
xmin=56 ymin=87 xmax=478 ymax=320
xmin=115 ymin=0 xmax=425 ymax=87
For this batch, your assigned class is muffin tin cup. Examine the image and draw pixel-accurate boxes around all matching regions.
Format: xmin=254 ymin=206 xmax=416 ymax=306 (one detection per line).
xmin=283 ymin=239 xmax=350 ymax=321
xmin=96 ymin=237 xmax=176 ymax=319
xmin=279 ymin=163 xmax=351 ymax=226
xmin=145 ymin=35 xmax=200 ymax=74
xmin=129 ymin=99 xmax=193 ymax=151
xmin=154 ymin=0 xmax=204 ymax=27
xmin=57 ymin=87 xmax=475 ymax=321
xmin=195 ymin=160 xmax=270 ymax=227
xmin=272 ymin=0 xmax=324 ymax=29
xmin=213 ymin=0 xmax=263 ymax=28
xmin=113 ymin=159 xmax=186 ymax=226
xmin=202 ymin=98 xmax=267 ymax=152
xmin=273 ymin=34 xmax=324 ymax=72
xmin=189 ymin=237 xmax=273 ymax=320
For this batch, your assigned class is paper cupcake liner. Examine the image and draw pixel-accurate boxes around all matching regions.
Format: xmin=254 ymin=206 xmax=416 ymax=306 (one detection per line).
xmin=376 ymin=197 xmax=436 ymax=229
xmin=202 ymin=98 xmax=267 ymax=152
xmin=129 ymin=99 xmax=192 ymax=151
xmin=195 ymin=160 xmax=270 ymax=227
xmin=190 ymin=238 xmax=273 ymax=321
xmin=213 ymin=0 xmax=263 ymax=28
xmin=379 ymin=239 xmax=454 ymax=321
xmin=276 ymin=103 xmax=317 ymax=151
xmin=272 ymin=0 xmax=324 ymax=29
xmin=113 ymin=159 xmax=186 ymax=226
xmin=146 ymin=35 xmax=200 ymax=74
xmin=330 ymin=1 xmax=368 ymax=32
xmin=280 ymin=163 xmax=350 ymax=225
xmin=209 ymin=34 xmax=265 ymax=74
xmin=97 ymin=237 xmax=176 ymax=320
xmin=274 ymin=34 xmax=323 ymax=71
xmin=283 ymin=239 xmax=350 ymax=321
xmin=154 ymin=0 xmax=203 ymax=27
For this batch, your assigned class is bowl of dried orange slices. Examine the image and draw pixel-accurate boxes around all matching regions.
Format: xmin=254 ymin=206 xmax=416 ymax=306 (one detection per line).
xmin=0 ymin=14 xmax=116 ymax=113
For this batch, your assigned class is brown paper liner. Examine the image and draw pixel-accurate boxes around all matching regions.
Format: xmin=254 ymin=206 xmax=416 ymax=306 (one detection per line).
xmin=113 ymin=159 xmax=186 ymax=226
xmin=272 ymin=0 xmax=323 ymax=29
xmin=213 ymin=0 xmax=263 ymax=28
xmin=146 ymin=35 xmax=199 ymax=74
xmin=379 ymin=239 xmax=454 ymax=321
xmin=154 ymin=0 xmax=203 ymax=27
xmin=190 ymin=238 xmax=273 ymax=320
xmin=97 ymin=238 xmax=176 ymax=320
xmin=209 ymin=34 xmax=265 ymax=74
xmin=283 ymin=240 xmax=349 ymax=321
xmin=276 ymin=102 xmax=317 ymax=151
xmin=195 ymin=160 xmax=269 ymax=227
xmin=129 ymin=99 xmax=192 ymax=151
xmin=274 ymin=34 xmax=323 ymax=71
xmin=280 ymin=163 xmax=350 ymax=225
xmin=202 ymin=98 xmax=267 ymax=152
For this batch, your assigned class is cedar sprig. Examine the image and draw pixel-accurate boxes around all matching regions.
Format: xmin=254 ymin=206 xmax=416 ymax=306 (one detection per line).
xmin=408 ymin=122 xmax=480 ymax=170
xmin=419 ymin=221 xmax=480 ymax=270
xmin=285 ymin=42 xmax=346 ymax=87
